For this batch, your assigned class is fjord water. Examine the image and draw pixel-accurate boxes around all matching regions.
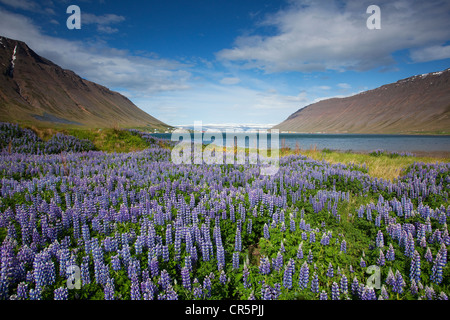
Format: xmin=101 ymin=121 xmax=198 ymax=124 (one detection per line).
xmin=276 ymin=133 xmax=450 ymax=152
xmin=155 ymin=132 xmax=450 ymax=153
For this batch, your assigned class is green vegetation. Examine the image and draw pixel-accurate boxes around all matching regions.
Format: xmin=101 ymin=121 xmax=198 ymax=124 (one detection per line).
xmin=24 ymin=125 xmax=153 ymax=153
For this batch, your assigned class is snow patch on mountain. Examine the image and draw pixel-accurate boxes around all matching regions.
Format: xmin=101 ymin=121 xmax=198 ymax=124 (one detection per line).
xmin=11 ymin=45 xmax=17 ymax=68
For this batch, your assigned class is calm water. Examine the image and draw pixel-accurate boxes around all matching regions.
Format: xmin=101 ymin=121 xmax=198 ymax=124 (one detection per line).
xmin=153 ymin=133 xmax=450 ymax=153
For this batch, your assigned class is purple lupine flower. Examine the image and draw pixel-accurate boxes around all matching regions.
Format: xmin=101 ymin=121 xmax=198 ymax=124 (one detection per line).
xmin=381 ymin=285 xmax=389 ymax=300
xmin=351 ymin=276 xmax=359 ymax=295
xmin=262 ymin=284 xmax=272 ymax=300
xmin=362 ymin=286 xmax=376 ymax=300
xmin=159 ymin=269 xmax=171 ymax=291
xmin=386 ymin=243 xmax=395 ymax=261
xmin=259 ymin=256 xmax=271 ymax=275
xmin=263 ymin=223 xmax=270 ymax=239
xmin=376 ymin=230 xmax=384 ymax=248
xmin=247 ymin=219 xmax=252 ymax=235
xmin=404 ymin=232 xmax=415 ymax=258
xmin=216 ymin=246 xmax=225 ymax=270
xmin=326 ymin=262 xmax=334 ymax=278
xmin=130 ymin=277 xmax=141 ymax=300
xmin=425 ymin=247 xmax=433 ymax=262
xmin=283 ymin=260 xmax=294 ymax=290
xmin=203 ymin=275 xmax=212 ymax=298
xmin=410 ymin=250 xmax=421 ymax=283
xmin=219 ymin=270 xmax=227 ymax=285
xmin=320 ymin=233 xmax=330 ymax=246
xmin=162 ymin=245 xmax=169 ymax=262
xmin=243 ymin=265 xmax=251 ymax=289
xmin=234 ymin=227 xmax=242 ymax=252
xmin=419 ymin=236 xmax=427 ymax=248
xmin=340 ymin=240 xmax=347 ymax=253
xmin=311 ymin=272 xmax=319 ymax=294
xmin=149 ymin=256 xmax=159 ymax=278
xmin=181 ymin=267 xmax=191 ymax=290
xmin=81 ymin=257 xmax=90 ymax=286
xmin=393 ymin=270 xmax=405 ymax=294
xmin=307 ymin=250 xmax=313 ymax=264
xmin=340 ymin=274 xmax=348 ymax=295
xmin=386 ymin=268 xmax=395 ymax=287
xmin=298 ymin=261 xmax=309 ymax=290
xmin=141 ymin=279 xmax=156 ymax=300
xmin=280 ymin=241 xmax=286 ymax=253
xmin=111 ymin=254 xmax=121 ymax=272
xmin=289 ymin=215 xmax=296 ymax=232
xmin=17 ymin=282 xmax=28 ymax=300
xmin=360 ymin=257 xmax=366 ymax=268
xmin=200 ymin=240 xmax=210 ymax=262
xmin=29 ymin=287 xmax=42 ymax=300
xmin=193 ymin=278 xmax=203 ymax=299
xmin=439 ymin=243 xmax=447 ymax=266
xmin=232 ymin=252 xmax=239 ymax=270
xmin=272 ymin=251 xmax=283 ymax=272
xmin=190 ymin=245 xmax=198 ymax=264
xmin=431 ymin=252 xmax=444 ymax=284
xmin=296 ymin=243 xmax=303 ymax=259
xmin=180 ymin=255 xmax=190 ymax=275
xmin=410 ymin=279 xmax=418 ymax=296
xmin=331 ymin=282 xmax=340 ymax=300
xmin=53 ymin=287 xmax=69 ymax=300
xmin=425 ymin=286 xmax=435 ymax=300
xmin=319 ymin=290 xmax=328 ymax=300
xmin=104 ymin=278 xmax=115 ymax=300
xmin=309 ymin=232 xmax=316 ymax=243
xmin=438 ymin=292 xmax=448 ymax=300
xmin=377 ymin=249 xmax=385 ymax=266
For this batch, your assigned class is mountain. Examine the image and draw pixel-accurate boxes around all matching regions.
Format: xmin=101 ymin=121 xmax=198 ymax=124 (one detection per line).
xmin=273 ymin=69 xmax=450 ymax=134
xmin=0 ymin=36 xmax=171 ymax=130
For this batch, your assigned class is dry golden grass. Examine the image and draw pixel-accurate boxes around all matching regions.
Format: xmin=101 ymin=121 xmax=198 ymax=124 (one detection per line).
xmin=283 ymin=145 xmax=450 ymax=181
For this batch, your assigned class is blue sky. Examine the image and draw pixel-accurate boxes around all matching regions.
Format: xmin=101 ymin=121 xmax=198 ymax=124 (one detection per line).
xmin=1 ymin=0 xmax=450 ymax=126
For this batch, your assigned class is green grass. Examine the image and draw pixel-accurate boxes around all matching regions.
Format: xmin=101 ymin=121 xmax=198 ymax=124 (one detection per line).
xmin=26 ymin=125 xmax=152 ymax=153
xmin=66 ymin=128 xmax=151 ymax=153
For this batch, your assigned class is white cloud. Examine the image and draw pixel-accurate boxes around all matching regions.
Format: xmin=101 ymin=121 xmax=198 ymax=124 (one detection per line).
xmin=219 ymin=77 xmax=241 ymax=85
xmin=217 ymin=0 xmax=450 ymax=73
xmin=136 ymin=83 xmax=310 ymax=125
xmin=0 ymin=9 xmax=191 ymax=96
xmin=0 ymin=0 xmax=39 ymax=11
xmin=82 ymin=13 xmax=125 ymax=33
xmin=410 ymin=45 xmax=450 ymax=63
xmin=82 ymin=13 xmax=125 ymax=25
xmin=337 ymin=83 xmax=351 ymax=89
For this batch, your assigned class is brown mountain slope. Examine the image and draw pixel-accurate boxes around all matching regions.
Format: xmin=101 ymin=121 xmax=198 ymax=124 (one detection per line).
xmin=0 ymin=36 xmax=170 ymax=129
xmin=273 ymin=69 xmax=450 ymax=134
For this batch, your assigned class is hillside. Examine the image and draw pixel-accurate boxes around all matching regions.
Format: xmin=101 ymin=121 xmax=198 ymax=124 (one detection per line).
xmin=0 ymin=36 xmax=170 ymax=130
xmin=274 ymin=69 xmax=450 ymax=134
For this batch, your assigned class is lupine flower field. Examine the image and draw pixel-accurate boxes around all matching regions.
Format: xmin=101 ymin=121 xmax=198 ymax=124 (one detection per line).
xmin=0 ymin=123 xmax=449 ymax=300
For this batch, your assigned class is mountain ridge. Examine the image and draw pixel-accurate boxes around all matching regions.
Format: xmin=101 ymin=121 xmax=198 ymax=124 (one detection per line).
xmin=0 ymin=36 xmax=171 ymax=130
xmin=274 ymin=68 xmax=450 ymax=134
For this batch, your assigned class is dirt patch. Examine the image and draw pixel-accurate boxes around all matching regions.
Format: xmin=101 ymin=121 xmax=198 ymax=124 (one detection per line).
xmin=247 ymin=244 xmax=261 ymax=266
